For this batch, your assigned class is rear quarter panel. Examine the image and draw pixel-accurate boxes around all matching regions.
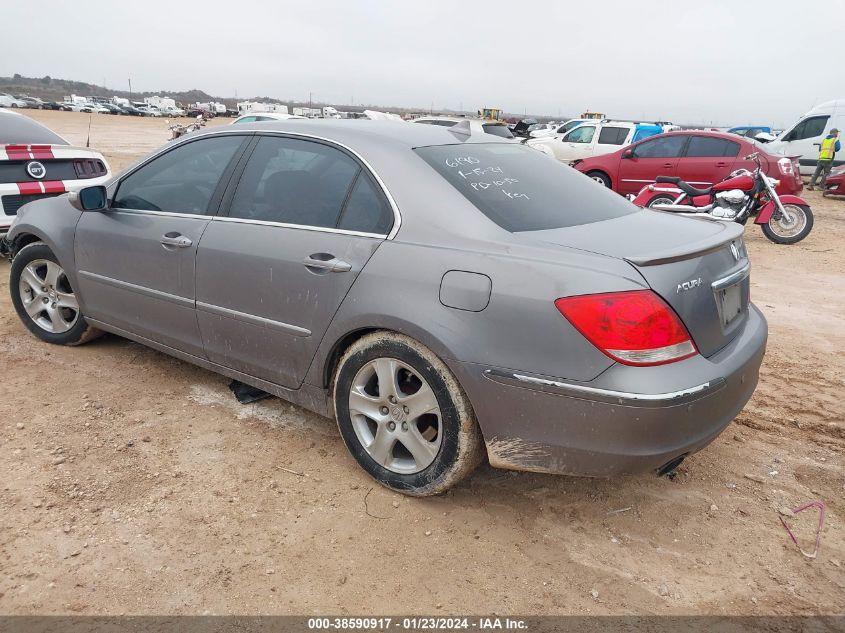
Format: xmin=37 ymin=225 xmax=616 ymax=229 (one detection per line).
xmin=306 ymin=238 xmax=649 ymax=389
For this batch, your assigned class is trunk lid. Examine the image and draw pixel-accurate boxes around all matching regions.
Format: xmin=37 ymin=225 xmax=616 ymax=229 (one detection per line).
xmin=526 ymin=210 xmax=751 ymax=357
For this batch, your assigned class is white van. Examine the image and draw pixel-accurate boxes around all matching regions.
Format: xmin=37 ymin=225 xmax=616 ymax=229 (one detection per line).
xmin=766 ymin=99 xmax=845 ymax=175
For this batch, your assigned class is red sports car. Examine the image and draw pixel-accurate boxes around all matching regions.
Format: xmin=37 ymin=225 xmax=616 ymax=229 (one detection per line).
xmin=822 ymin=166 xmax=845 ymax=197
xmin=573 ymin=130 xmax=803 ymax=197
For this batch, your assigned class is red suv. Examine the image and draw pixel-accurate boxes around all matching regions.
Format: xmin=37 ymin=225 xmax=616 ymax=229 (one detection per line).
xmin=573 ymin=131 xmax=803 ymax=197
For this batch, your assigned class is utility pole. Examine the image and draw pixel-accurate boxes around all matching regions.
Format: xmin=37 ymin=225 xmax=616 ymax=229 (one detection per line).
xmin=128 ymin=78 xmax=132 ymax=98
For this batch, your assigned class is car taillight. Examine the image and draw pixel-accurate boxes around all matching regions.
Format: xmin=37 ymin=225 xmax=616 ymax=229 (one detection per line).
xmin=777 ymin=156 xmax=793 ymax=175
xmin=554 ymin=290 xmax=697 ymax=366
xmin=73 ymin=158 xmax=107 ymax=179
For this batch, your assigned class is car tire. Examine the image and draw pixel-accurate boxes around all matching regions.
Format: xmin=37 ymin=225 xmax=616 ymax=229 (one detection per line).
xmin=10 ymin=242 xmax=102 ymax=346
xmin=761 ymin=204 xmax=814 ymax=244
xmin=332 ymin=331 xmax=484 ymax=496
xmin=586 ymin=171 xmax=611 ymax=188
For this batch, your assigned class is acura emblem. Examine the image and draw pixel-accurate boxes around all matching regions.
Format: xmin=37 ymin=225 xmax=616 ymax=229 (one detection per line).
xmin=26 ymin=161 xmax=46 ymax=179
xmin=730 ymin=243 xmax=739 ymax=261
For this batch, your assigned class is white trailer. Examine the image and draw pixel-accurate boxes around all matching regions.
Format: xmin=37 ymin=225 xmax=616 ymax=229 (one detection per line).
xmin=111 ymin=96 xmax=130 ymax=107
xmin=238 ymin=101 xmax=289 ymax=115
xmin=145 ymin=96 xmax=177 ymax=110
xmin=293 ymin=107 xmax=321 ymax=118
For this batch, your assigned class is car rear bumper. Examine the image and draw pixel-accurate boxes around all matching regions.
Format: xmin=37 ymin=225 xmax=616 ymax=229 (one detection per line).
xmin=450 ymin=303 xmax=767 ymax=477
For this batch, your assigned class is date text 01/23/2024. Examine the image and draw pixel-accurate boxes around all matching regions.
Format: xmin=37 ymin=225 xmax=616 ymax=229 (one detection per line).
xmin=307 ymin=617 xmax=528 ymax=630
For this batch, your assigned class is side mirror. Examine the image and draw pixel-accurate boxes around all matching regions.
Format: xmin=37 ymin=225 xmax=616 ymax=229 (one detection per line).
xmin=622 ymin=148 xmax=634 ymax=159
xmin=69 ymin=185 xmax=108 ymax=211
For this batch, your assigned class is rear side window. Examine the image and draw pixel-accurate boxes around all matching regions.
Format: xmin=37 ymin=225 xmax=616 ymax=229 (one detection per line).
xmin=0 ymin=114 xmax=67 ymax=145
xmin=598 ymin=126 xmax=628 ymax=145
xmin=337 ymin=173 xmax=393 ymax=234
xmin=634 ymin=135 xmax=687 ymax=158
xmin=228 ymin=135 xmax=392 ymax=234
xmin=114 ymin=135 xmax=244 ymax=214
xmin=415 ymin=143 xmax=635 ymax=232
xmin=685 ymin=136 xmax=740 ymax=157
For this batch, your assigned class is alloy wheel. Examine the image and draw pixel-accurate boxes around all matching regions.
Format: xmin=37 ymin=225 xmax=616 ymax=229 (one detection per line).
xmin=18 ymin=259 xmax=79 ymax=333
xmin=348 ymin=357 xmax=443 ymax=474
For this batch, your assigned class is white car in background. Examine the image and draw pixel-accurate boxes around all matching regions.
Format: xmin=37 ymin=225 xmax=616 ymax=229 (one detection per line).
xmin=527 ymin=120 xmax=662 ymax=163
xmin=529 ymin=118 xmax=592 ymax=139
xmin=0 ymin=110 xmax=111 ymax=233
xmin=162 ymin=106 xmax=186 ymax=117
xmin=231 ymin=112 xmax=307 ymax=124
xmin=412 ymin=116 xmax=513 ymax=138
xmin=82 ymin=103 xmax=110 ymax=114
xmin=136 ymin=105 xmax=163 ymax=117
xmin=0 ymin=93 xmax=28 ymax=108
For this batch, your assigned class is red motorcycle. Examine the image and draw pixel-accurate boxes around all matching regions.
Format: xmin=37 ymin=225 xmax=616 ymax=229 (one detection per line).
xmin=631 ymin=152 xmax=813 ymax=244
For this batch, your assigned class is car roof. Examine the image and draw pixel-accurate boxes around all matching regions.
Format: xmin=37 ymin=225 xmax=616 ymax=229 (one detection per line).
xmin=0 ymin=110 xmax=69 ymax=145
xmin=203 ymin=119 xmax=510 ymax=149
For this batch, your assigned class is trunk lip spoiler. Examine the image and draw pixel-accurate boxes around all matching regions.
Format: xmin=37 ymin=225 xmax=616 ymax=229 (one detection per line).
xmin=624 ymin=222 xmax=744 ymax=266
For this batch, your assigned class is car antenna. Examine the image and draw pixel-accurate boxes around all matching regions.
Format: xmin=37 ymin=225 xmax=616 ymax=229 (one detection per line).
xmin=449 ymin=120 xmax=471 ymax=141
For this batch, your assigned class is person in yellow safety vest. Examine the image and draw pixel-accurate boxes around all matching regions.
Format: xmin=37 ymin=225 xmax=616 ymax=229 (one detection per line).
xmin=808 ymin=128 xmax=841 ymax=190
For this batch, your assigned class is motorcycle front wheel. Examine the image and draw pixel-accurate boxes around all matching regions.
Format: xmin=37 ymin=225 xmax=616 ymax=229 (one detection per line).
xmin=761 ymin=204 xmax=813 ymax=244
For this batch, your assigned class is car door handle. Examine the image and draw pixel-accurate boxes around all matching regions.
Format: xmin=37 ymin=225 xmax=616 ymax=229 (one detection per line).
xmin=663 ymin=163 xmax=673 ymax=168
xmin=160 ymin=233 xmax=192 ymax=248
xmin=716 ymin=161 xmax=727 ymax=167
xmin=302 ymin=254 xmax=352 ymax=273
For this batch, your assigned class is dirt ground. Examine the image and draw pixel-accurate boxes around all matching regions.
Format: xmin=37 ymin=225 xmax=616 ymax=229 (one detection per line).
xmin=1 ymin=110 xmax=843 ymax=615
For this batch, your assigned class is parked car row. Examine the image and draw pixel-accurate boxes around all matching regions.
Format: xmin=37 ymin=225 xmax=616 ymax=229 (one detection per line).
xmin=1 ymin=93 xmax=72 ymax=110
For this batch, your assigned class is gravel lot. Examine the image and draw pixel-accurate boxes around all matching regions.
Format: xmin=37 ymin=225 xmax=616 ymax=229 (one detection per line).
xmin=1 ymin=110 xmax=843 ymax=615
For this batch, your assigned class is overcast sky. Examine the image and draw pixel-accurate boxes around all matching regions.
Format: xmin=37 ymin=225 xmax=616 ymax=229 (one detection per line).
xmin=2 ymin=0 xmax=842 ymax=125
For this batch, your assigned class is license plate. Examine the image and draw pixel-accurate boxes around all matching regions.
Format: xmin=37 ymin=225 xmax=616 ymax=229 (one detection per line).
xmin=718 ymin=283 xmax=743 ymax=327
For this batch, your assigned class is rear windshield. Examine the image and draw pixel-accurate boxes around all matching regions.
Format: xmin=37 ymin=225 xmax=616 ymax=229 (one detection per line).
xmin=415 ymin=144 xmax=635 ymax=232
xmin=0 ymin=114 xmax=67 ymax=145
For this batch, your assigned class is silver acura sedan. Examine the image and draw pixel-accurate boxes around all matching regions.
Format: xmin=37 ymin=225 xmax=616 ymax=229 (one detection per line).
xmin=4 ymin=120 xmax=767 ymax=495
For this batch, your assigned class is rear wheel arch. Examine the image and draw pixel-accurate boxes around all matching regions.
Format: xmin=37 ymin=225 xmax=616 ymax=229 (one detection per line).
xmin=322 ymin=327 xmax=381 ymax=389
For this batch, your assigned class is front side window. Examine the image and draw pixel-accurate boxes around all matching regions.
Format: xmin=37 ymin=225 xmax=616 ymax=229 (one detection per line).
xmin=565 ymin=126 xmax=595 ymax=143
xmin=634 ymin=135 xmax=687 ymax=158
xmin=113 ymin=135 xmax=245 ymax=214
xmin=228 ymin=135 xmax=391 ymax=233
xmin=597 ymin=126 xmax=629 ymax=145
xmin=415 ymin=143 xmax=634 ymax=232
xmin=784 ymin=116 xmax=829 ymax=141
xmin=685 ymin=136 xmax=740 ymax=157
